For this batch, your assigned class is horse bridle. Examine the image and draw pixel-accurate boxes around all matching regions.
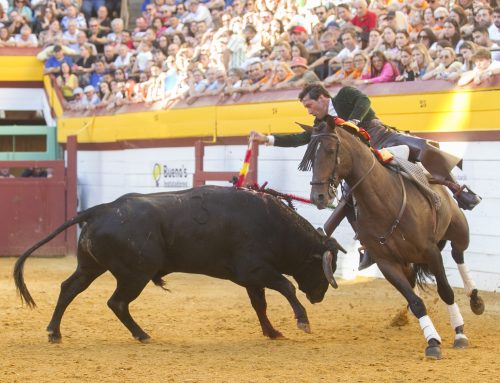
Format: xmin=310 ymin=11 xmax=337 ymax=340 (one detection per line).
xmin=309 ymin=131 xmax=376 ymax=200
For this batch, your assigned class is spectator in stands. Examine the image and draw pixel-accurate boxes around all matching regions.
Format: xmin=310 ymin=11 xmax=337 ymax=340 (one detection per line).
xmin=443 ymin=18 xmax=465 ymax=53
xmin=324 ymin=55 xmax=360 ymax=86
xmin=276 ymin=56 xmax=320 ymax=89
xmin=75 ymin=30 xmax=98 ymax=56
xmin=8 ymin=0 xmax=33 ymax=24
xmin=337 ymin=3 xmax=353 ymax=28
xmin=74 ymin=44 xmax=96 ymax=86
xmin=96 ymin=80 xmax=112 ymax=107
xmin=271 ymin=40 xmax=292 ymax=63
xmin=62 ymin=19 xmax=80 ymax=51
xmin=433 ymin=7 xmax=449 ymax=37
xmin=411 ymin=43 xmax=436 ymax=78
xmin=14 ymin=24 xmax=37 ymax=47
xmin=202 ymin=68 xmax=227 ymax=96
xmin=357 ymin=50 xmax=399 ymax=84
xmin=114 ymin=44 xmax=133 ymax=70
xmin=458 ymin=41 xmax=477 ymax=72
xmin=38 ymin=20 xmax=63 ymax=47
xmin=458 ymin=48 xmax=500 ymax=86
xmin=289 ymin=25 xmax=314 ymax=51
xmin=83 ymin=84 xmax=101 ymax=107
xmin=89 ymin=59 xmax=106 ymax=88
xmin=364 ymin=28 xmax=383 ymax=56
xmin=0 ymin=167 xmax=15 ymax=178
xmin=408 ymin=9 xmax=424 ymax=41
xmin=107 ymin=17 xmax=124 ymax=45
xmin=352 ymin=52 xmax=370 ymax=79
xmin=476 ymin=6 xmax=493 ymax=29
xmin=260 ymin=62 xmax=293 ymax=91
xmin=57 ymin=61 xmax=79 ymax=99
xmin=135 ymin=41 xmax=154 ymax=72
xmin=396 ymin=47 xmax=419 ymax=81
xmin=423 ymin=7 xmax=436 ymax=30
xmin=0 ymin=3 xmax=8 ymax=26
xmin=0 ymin=26 xmax=14 ymax=46
xmin=21 ymin=167 xmax=48 ymax=177
xmin=491 ymin=7 xmax=500 ymax=44
xmin=32 ymin=3 xmax=57 ymax=35
xmin=332 ymin=28 xmax=360 ymax=65
xmin=186 ymin=68 xmax=208 ymax=102
xmin=290 ymin=42 xmax=309 ymax=62
xmin=449 ymin=6 xmax=468 ymax=28
xmin=87 ymin=18 xmax=108 ymax=54
xmin=351 ymin=0 xmax=377 ymax=48
xmin=422 ymin=47 xmax=462 ymax=81
xmin=472 ymin=26 xmax=500 ymax=61
xmin=96 ymin=5 xmax=111 ymax=33
xmin=7 ymin=11 xmax=29 ymax=35
xmin=380 ymin=26 xmax=399 ymax=60
xmin=394 ymin=29 xmax=411 ymax=61
xmin=184 ymin=0 xmax=212 ymax=28
xmin=61 ymin=5 xmax=87 ymax=31
xmin=308 ymin=30 xmax=343 ymax=80
xmin=234 ymin=60 xmax=269 ymax=93
xmin=102 ymin=43 xmax=117 ymax=70
xmin=224 ymin=23 xmax=262 ymax=70
xmin=43 ymin=45 xmax=74 ymax=75
xmin=417 ymin=27 xmax=438 ymax=52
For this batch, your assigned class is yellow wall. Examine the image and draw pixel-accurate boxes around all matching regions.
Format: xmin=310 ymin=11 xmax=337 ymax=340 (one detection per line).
xmin=0 ymin=56 xmax=44 ymax=82
xmin=57 ymin=87 xmax=500 ymax=143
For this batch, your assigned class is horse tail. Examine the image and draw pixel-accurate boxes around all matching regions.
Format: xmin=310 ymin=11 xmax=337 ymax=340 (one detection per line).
xmin=413 ymin=264 xmax=434 ymax=291
xmin=13 ymin=207 xmax=98 ymax=308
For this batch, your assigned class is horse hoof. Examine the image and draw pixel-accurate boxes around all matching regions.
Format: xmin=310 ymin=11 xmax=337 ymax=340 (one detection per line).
xmin=297 ymin=321 xmax=311 ymax=334
xmin=470 ymin=289 xmax=485 ymax=315
xmin=453 ymin=336 xmax=469 ymax=349
xmin=425 ymin=345 xmax=442 ymax=360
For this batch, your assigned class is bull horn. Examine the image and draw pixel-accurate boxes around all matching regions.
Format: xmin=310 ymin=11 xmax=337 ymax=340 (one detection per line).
xmin=295 ymin=122 xmax=313 ymax=133
xmin=322 ymin=250 xmax=338 ymax=289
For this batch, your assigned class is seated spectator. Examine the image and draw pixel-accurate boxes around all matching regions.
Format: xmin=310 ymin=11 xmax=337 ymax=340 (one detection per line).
xmin=114 ymin=44 xmax=133 ymax=70
xmin=0 ymin=3 xmax=8 ymax=26
xmin=135 ymin=41 xmax=154 ymax=72
xmin=260 ymin=62 xmax=293 ymax=91
xmin=56 ymin=62 xmax=79 ymax=100
xmin=7 ymin=11 xmax=28 ymax=35
xmin=408 ymin=9 xmax=424 ymax=41
xmin=107 ymin=17 xmax=124 ymax=46
xmin=87 ymin=18 xmax=108 ymax=54
xmin=443 ymin=18 xmax=465 ymax=53
xmin=32 ymin=3 xmax=58 ymax=35
xmin=417 ymin=27 xmax=438 ymax=53
xmin=289 ymin=25 xmax=314 ymax=51
xmin=472 ymin=26 xmax=500 ymax=61
xmin=186 ymin=68 xmax=208 ymax=102
xmin=276 ymin=56 xmax=320 ymax=89
xmin=491 ymin=7 xmax=500 ymax=45
xmin=332 ymin=28 xmax=361 ymax=65
xmin=411 ymin=43 xmax=436 ymax=78
xmin=351 ymin=0 xmax=377 ymax=48
xmin=220 ymin=67 xmax=244 ymax=101
xmin=422 ymin=47 xmax=462 ymax=81
xmin=0 ymin=26 xmax=14 ymax=47
xmin=102 ymin=44 xmax=118 ymax=70
xmin=352 ymin=52 xmax=370 ymax=79
xmin=308 ymin=30 xmax=342 ymax=80
xmin=202 ymin=68 xmax=227 ymax=96
xmin=61 ymin=5 xmax=86 ymax=31
xmin=0 ymin=167 xmax=14 ymax=178
xmin=95 ymin=5 xmax=111 ymax=33
xmin=184 ymin=0 xmax=213 ymax=28
xmin=74 ymin=44 xmax=96 ymax=86
xmin=357 ymin=50 xmax=399 ymax=84
xmin=364 ymin=28 xmax=383 ymax=56
xmin=38 ymin=20 xmax=63 ymax=47
xmin=83 ymin=85 xmax=101 ymax=108
xmin=62 ymin=19 xmax=80 ymax=51
xmin=236 ymin=61 xmax=270 ymax=93
xmin=396 ymin=47 xmax=418 ymax=82
xmin=458 ymin=48 xmax=500 ymax=86
xmin=433 ymin=7 xmax=449 ymax=37
xmin=324 ymin=55 xmax=360 ymax=86
xmin=67 ymin=86 xmax=84 ymax=109
xmin=13 ymin=24 xmax=37 ymax=47
xmin=337 ymin=3 xmax=353 ymax=28
xmin=43 ymin=45 xmax=74 ymax=75
xmin=8 ymin=0 xmax=33 ymax=24
xmin=89 ymin=59 xmax=107 ymax=88
xmin=290 ymin=42 xmax=310 ymax=63
xmin=458 ymin=41 xmax=477 ymax=72
xmin=380 ymin=26 xmax=399 ymax=61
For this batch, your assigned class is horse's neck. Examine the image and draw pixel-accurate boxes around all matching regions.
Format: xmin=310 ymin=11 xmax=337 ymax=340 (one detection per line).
xmin=340 ymin=129 xmax=399 ymax=211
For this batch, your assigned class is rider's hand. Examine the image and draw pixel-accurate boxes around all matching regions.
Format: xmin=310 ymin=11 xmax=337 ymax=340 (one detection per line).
xmin=249 ymin=131 xmax=269 ymax=144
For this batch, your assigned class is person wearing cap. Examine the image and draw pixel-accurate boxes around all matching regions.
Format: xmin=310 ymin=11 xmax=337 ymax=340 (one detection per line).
xmin=290 ymin=25 xmax=314 ymax=51
xmin=250 ymin=83 xmax=482 ymax=269
xmin=457 ymin=48 xmax=500 ymax=86
xmin=43 ymin=44 xmax=74 ymax=75
xmin=67 ymin=87 xmax=85 ymax=110
xmin=275 ymin=56 xmax=319 ymax=89
xmin=83 ymin=85 xmax=101 ymax=107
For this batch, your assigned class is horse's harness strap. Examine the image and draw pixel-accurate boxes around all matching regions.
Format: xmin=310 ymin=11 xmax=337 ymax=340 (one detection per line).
xmin=378 ymin=172 xmax=407 ymax=245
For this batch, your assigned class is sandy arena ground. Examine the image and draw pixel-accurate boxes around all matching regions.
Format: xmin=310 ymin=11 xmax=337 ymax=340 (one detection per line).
xmin=1 ymin=256 xmax=499 ymax=383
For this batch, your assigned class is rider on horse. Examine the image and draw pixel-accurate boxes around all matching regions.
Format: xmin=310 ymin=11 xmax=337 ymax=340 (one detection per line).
xmin=250 ymin=83 xmax=481 ymax=270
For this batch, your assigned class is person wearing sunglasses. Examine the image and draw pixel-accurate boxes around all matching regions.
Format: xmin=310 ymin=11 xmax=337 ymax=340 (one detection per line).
xmin=422 ymin=47 xmax=462 ymax=80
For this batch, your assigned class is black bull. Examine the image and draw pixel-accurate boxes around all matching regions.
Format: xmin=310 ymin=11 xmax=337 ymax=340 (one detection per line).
xmin=14 ymin=185 xmax=344 ymax=342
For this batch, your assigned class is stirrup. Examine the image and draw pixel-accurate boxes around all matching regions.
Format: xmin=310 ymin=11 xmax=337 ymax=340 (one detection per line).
xmin=358 ymin=246 xmax=375 ymax=271
xmin=454 ymin=185 xmax=482 ymax=211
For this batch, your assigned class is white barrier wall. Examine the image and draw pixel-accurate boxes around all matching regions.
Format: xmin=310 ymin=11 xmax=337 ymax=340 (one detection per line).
xmin=76 ymin=141 xmax=500 ymax=292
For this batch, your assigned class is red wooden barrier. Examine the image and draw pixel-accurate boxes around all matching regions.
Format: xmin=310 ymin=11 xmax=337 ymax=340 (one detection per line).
xmin=0 ymin=136 xmax=77 ymax=256
xmin=193 ymin=140 xmax=258 ymax=187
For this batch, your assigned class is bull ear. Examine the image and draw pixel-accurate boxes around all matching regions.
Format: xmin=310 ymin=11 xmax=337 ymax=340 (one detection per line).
xmin=295 ymin=122 xmax=313 ymax=133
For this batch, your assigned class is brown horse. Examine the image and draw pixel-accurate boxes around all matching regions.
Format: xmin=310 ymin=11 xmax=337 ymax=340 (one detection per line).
xmin=304 ymin=122 xmax=485 ymax=359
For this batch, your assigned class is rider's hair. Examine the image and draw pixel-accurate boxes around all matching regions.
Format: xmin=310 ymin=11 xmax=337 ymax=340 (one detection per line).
xmin=298 ymin=83 xmax=330 ymax=101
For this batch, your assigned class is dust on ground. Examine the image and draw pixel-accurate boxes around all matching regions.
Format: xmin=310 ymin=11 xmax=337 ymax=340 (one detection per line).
xmin=1 ymin=257 xmax=499 ymax=383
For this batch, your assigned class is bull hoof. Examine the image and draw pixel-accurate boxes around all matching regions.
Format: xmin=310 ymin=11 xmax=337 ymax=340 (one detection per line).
xmin=425 ymin=345 xmax=442 ymax=360
xmin=453 ymin=335 xmax=469 ymax=349
xmin=135 ymin=334 xmax=151 ymax=343
xmin=297 ymin=321 xmax=311 ymax=334
xmin=470 ymin=289 xmax=485 ymax=315
xmin=48 ymin=332 xmax=62 ymax=344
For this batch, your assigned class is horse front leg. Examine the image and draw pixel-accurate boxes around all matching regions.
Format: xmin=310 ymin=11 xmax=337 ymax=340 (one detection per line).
xmin=377 ymin=259 xmax=442 ymax=359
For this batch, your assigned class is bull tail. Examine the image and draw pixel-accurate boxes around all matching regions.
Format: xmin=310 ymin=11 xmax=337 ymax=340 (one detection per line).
xmin=13 ymin=207 xmax=97 ymax=308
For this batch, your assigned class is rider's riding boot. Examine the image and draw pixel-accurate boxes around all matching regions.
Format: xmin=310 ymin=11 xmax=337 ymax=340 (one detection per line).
xmin=358 ymin=246 xmax=375 ymax=271
xmin=453 ymin=185 xmax=482 ymax=211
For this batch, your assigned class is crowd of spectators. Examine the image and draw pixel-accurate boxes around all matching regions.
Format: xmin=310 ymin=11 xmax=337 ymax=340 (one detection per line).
xmin=1 ymin=0 xmax=499 ymax=110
